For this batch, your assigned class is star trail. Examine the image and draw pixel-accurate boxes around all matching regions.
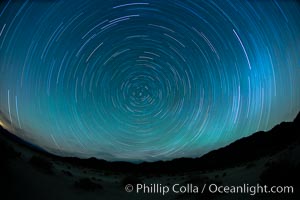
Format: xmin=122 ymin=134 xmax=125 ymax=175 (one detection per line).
xmin=0 ymin=0 xmax=299 ymax=162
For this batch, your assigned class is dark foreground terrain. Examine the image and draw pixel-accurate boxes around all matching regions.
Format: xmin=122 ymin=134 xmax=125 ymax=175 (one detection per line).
xmin=0 ymin=112 xmax=299 ymax=200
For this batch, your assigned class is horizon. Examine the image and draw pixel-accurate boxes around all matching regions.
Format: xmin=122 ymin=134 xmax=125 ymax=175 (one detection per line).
xmin=1 ymin=110 xmax=299 ymax=164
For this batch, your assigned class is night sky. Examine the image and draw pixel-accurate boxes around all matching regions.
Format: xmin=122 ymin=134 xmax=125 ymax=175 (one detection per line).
xmin=0 ymin=0 xmax=299 ymax=162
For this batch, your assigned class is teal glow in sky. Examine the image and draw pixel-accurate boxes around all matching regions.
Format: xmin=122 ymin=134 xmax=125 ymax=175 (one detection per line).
xmin=0 ymin=0 xmax=300 ymax=162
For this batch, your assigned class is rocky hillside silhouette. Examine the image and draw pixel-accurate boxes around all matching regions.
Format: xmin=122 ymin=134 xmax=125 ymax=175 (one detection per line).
xmin=0 ymin=112 xmax=299 ymax=174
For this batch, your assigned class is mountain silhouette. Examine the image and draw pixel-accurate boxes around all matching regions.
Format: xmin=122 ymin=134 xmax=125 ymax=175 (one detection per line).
xmin=0 ymin=112 xmax=299 ymax=174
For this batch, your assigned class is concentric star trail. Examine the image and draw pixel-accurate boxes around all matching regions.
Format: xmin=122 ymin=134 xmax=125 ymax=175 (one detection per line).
xmin=0 ymin=0 xmax=299 ymax=162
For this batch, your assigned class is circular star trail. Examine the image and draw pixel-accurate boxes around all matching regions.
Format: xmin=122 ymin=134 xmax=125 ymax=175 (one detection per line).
xmin=0 ymin=0 xmax=299 ymax=162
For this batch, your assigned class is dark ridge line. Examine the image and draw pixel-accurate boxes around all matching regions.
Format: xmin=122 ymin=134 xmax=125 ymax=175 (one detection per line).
xmin=0 ymin=111 xmax=299 ymax=173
